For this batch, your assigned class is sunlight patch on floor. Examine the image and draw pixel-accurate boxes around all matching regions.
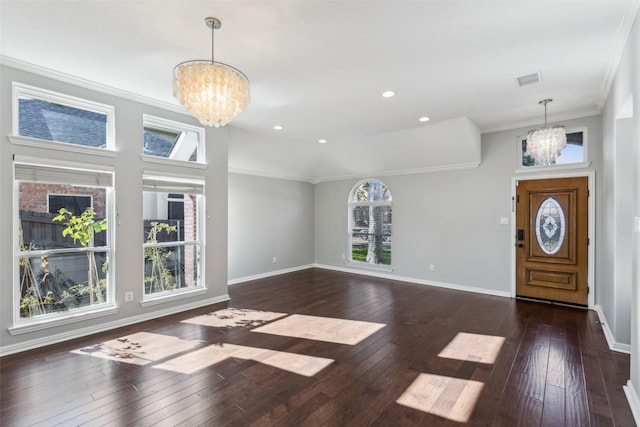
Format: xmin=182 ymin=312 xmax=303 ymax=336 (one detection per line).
xmin=153 ymin=342 xmax=334 ymax=376
xmin=71 ymin=331 xmax=202 ymax=365
xmin=181 ymin=308 xmax=287 ymax=328
xmin=437 ymin=332 xmax=505 ymax=364
xmin=397 ymin=373 xmax=484 ymax=422
xmin=251 ymin=314 xmax=386 ymax=345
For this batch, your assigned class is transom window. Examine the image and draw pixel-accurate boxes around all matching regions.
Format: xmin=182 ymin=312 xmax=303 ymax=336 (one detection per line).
xmin=348 ymin=179 xmax=392 ymax=269
xmin=518 ymin=129 xmax=587 ymax=169
xmin=142 ymin=175 xmax=205 ymax=299
xmin=13 ymin=82 xmax=115 ymax=151
xmin=143 ymin=115 xmax=204 ymax=164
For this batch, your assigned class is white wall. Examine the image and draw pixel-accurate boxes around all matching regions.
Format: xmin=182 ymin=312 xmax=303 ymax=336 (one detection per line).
xmin=600 ymin=9 xmax=640 ymax=419
xmin=228 ymin=173 xmax=315 ymax=282
xmin=315 ymin=115 xmax=602 ymax=298
xmin=0 ymin=65 xmax=230 ymax=355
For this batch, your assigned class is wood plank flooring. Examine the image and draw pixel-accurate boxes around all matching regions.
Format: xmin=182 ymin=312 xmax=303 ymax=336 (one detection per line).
xmin=0 ymin=268 xmax=635 ymax=426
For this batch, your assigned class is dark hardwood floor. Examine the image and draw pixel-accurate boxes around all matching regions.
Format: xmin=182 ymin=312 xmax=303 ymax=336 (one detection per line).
xmin=0 ymin=268 xmax=634 ymax=426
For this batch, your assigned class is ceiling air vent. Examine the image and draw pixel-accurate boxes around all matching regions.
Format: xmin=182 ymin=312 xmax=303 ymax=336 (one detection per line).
xmin=516 ymin=72 xmax=541 ymax=87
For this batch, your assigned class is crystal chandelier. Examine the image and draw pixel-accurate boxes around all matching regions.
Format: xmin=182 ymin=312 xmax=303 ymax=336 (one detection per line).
xmin=173 ymin=17 xmax=250 ymax=127
xmin=526 ymin=99 xmax=566 ymax=165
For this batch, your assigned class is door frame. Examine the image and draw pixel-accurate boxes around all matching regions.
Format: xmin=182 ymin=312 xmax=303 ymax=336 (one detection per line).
xmin=510 ymin=170 xmax=595 ymax=308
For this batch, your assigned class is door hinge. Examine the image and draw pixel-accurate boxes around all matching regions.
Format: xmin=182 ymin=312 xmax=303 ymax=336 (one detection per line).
xmin=588 ymin=238 xmax=590 ymax=245
xmin=587 ymin=286 xmax=590 ymax=294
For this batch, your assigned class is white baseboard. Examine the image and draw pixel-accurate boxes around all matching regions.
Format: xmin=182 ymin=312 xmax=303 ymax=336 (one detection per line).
xmin=594 ymin=305 xmax=632 ymax=354
xmin=313 ymin=263 xmax=511 ymax=299
xmin=0 ymin=294 xmax=230 ymax=357
xmin=228 ymin=264 xmax=315 ymax=286
xmin=624 ymin=381 xmax=640 ymax=426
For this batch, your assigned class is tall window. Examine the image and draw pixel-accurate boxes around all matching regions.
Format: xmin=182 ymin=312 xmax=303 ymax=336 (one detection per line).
xmin=13 ymin=82 xmax=115 ymax=151
xmin=142 ymin=175 xmax=204 ymax=298
xmin=348 ymin=179 xmax=392 ymax=268
xmin=14 ymin=161 xmax=114 ymax=320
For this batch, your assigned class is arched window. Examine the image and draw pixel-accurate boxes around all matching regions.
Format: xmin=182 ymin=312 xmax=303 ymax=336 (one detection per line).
xmin=348 ymin=179 xmax=392 ymax=268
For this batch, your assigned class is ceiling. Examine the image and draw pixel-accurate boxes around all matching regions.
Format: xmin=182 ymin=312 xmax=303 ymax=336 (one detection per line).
xmin=1 ymin=1 xmax=638 ymax=182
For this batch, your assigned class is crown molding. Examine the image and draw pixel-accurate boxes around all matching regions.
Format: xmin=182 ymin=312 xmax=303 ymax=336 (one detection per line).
xmin=597 ymin=1 xmax=640 ymax=111
xmin=480 ymin=109 xmax=601 ymax=135
xmin=228 ymin=167 xmax=315 ymax=184
xmin=312 ymin=162 xmax=480 ymax=184
xmin=0 ymin=55 xmax=189 ymax=116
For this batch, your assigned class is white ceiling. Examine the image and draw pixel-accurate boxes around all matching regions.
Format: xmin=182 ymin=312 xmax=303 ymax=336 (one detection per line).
xmin=1 ymin=1 xmax=638 ymax=181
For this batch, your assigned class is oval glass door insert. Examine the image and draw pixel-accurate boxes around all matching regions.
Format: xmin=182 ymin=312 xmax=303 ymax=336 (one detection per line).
xmin=535 ymin=197 xmax=566 ymax=255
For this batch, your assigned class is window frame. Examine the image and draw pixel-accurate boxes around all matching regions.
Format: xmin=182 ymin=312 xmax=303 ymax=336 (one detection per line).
xmin=516 ymin=127 xmax=590 ymax=173
xmin=141 ymin=114 xmax=206 ymax=167
xmin=11 ymin=157 xmax=117 ymax=334
xmin=11 ymin=82 xmax=116 ymax=154
xmin=141 ymin=173 xmax=206 ymax=306
xmin=347 ymin=178 xmax=393 ymax=272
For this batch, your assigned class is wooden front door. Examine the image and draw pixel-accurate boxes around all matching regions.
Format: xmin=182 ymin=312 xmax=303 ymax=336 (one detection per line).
xmin=515 ymin=177 xmax=589 ymax=306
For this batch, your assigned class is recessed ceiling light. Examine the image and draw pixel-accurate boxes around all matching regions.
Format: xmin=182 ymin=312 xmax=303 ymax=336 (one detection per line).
xmin=382 ymin=90 xmax=395 ymax=98
xmin=419 ymin=116 xmax=430 ymax=122
xmin=273 ymin=125 xmax=283 ymax=130
xmin=318 ymin=139 xmax=327 ymax=144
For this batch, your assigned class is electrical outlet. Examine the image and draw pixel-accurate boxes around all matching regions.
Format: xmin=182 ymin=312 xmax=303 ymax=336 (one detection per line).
xmin=272 ymin=256 xmax=277 ymax=264
xmin=429 ymin=264 xmax=435 ymax=272
xmin=125 ymin=291 xmax=134 ymax=302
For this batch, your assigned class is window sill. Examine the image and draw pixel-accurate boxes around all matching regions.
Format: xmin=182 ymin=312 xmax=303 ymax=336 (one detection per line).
xmin=346 ymin=261 xmax=393 ymax=272
xmin=515 ymin=161 xmax=591 ymax=174
xmin=140 ymin=154 xmax=207 ymax=169
xmin=140 ymin=287 xmax=207 ymax=307
xmin=8 ymin=135 xmax=117 ymax=157
xmin=8 ymin=304 xmax=119 ymax=335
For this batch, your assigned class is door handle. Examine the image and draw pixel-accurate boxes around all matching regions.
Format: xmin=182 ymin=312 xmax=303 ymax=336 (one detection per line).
xmin=516 ymin=243 xmax=524 ymax=248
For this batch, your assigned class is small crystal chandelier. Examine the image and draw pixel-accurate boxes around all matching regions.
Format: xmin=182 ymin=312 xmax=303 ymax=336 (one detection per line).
xmin=526 ymin=99 xmax=566 ymax=165
xmin=173 ymin=17 xmax=250 ymax=127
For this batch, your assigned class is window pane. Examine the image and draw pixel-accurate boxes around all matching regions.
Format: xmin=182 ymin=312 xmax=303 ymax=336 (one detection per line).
xmin=143 ymin=116 xmax=203 ymax=162
xmin=19 ymin=98 xmax=107 ymax=148
xmin=535 ymin=197 xmax=566 ymax=255
xmin=351 ymin=180 xmax=392 ymax=202
xmin=351 ymin=205 xmax=392 ymax=265
xmin=19 ymin=183 xmax=107 ymax=250
xmin=144 ymin=243 xmax=199 ymax=295
xmin=19 ymin=251 xmax=108 ymax=318
xmin=521 ymin=131 xmax=584 ymax=167
xmin=143 ymin=189 xmax=201 ymax=297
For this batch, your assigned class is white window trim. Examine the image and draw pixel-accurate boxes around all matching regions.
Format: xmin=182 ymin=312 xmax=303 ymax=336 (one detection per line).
xmin=515 ymin=127 xmax=590 ymax=173
xmin=12 ymin=82 xmax=116 ymax=151
xmin=142 ymin=114 xmax=206 ymax=166
xmin=13 ymin=157 xmax=117 ymax=329
xmin=8 ymin=135 xmax=118 ymax=157
xmin=142 ymin=173 xmax=206 ymax=304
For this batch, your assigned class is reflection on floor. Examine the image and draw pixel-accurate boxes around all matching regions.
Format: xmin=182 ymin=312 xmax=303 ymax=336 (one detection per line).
xmin=252 ymin=313 xmax=386 ymax=345
xmin=154 ymin=342 xmax=334 ymax=376
xmin=71 ymin=331 xmax=202 ymax=365
xmin=438 ymin=332 xmax=505 ymax=364
xmin=70 ymin=309 xmax=495 ymax=422
xmin=397 ymin=373 xmax=484 ymax=423
xmin=181 ymin=307 xmax=287 ymax=328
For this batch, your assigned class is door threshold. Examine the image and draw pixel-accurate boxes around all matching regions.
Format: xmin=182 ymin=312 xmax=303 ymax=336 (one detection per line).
xmin=516 ymin=296 xmax=588 ymax=309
